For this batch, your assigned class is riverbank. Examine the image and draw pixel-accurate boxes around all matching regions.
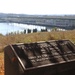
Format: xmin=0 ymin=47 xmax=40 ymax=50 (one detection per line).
xmin=0 ymin=30 xmax=75 ymax=75
xmin=0 ymin=30 xmax=75 ymax=52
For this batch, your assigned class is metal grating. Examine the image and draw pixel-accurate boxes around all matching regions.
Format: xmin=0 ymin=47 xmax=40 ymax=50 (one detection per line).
xmin=4 ymin=40 xmax=75 ymax=75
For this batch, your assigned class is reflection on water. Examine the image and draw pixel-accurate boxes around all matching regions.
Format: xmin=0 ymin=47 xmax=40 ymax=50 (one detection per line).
xmin=0 ymin=23 xmax=66 ymax=35
xmin=0 ymin=23 xmax=47 ymax=35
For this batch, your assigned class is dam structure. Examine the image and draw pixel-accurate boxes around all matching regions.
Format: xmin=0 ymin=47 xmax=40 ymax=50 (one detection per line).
xmin=18 ymin=15 xmax=75 ymax=30
xmin=0 ymin=14 xmax=75 ymax=30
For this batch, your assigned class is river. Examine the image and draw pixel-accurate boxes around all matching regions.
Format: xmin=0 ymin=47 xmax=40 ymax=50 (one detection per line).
xmin=0 ymin=23 xmax=46 ymax=35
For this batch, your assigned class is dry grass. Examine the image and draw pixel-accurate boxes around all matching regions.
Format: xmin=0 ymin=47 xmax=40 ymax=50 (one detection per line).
xmin=0 ymin=30 xmax=75 ymax=46
xmin=0 ymin=52 xmax=4 ymax=75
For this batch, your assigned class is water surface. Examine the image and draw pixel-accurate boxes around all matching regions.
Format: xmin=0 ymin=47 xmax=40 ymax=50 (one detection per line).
xmin=0 ymin=23 xmax=46 ymax=35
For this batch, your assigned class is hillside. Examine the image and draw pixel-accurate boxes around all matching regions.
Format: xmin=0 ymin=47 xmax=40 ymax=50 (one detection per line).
xmin=0 ymin=30 xmax=75 ymax=75
xmin=0 ymin=30 xmax=75 ymax=52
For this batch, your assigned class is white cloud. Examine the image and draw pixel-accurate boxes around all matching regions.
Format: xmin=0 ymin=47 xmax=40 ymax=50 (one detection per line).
xmin=0 ymin=0 xmax=75 ymax=15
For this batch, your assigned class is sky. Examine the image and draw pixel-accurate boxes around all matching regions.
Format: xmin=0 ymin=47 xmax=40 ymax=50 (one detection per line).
xmin=0 ymin=0 xmax=75 ymax=15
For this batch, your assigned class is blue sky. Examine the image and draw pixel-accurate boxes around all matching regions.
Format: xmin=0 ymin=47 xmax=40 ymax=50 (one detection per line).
xmin=0 ymin=0 xmax=75 ymax=15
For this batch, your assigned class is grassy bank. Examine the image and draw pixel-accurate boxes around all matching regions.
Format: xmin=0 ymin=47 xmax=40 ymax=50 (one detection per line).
xmin=0 ymin=30 xmax=75 ymax=52
xmin=0 ymin=30 xmax=75 ymax=75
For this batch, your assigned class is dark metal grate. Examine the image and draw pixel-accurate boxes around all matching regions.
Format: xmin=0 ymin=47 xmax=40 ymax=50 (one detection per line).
xmin=12 ymin=40 xmax=75 ymax=68
xmin=4 ymin=40 xmax=75 ymax=75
